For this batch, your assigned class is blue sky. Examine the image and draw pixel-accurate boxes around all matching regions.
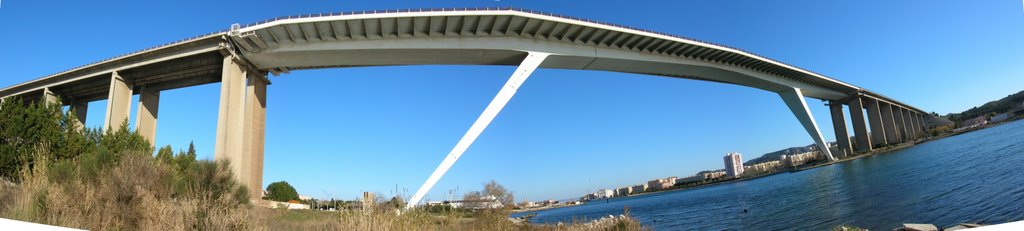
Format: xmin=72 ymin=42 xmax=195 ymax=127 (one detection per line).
xmin=1 ymin=1 xmax=1022 ymax=202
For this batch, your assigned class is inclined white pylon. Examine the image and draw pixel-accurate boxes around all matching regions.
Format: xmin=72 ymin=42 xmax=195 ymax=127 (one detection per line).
xmin=405 ymin=52 xmax=550 ymax=210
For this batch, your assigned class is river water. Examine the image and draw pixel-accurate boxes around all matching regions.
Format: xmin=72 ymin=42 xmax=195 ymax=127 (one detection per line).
xmin=513 ymin=119 xmax=1024 ymax=230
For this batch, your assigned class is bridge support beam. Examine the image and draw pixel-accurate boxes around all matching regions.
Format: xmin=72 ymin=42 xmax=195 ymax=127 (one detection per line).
xmin=779 ymin=87 xmax=836 ymax=162
xmin=135 ymin=86 xmax=160 ymax=145
xmin=407 ymin=52 xmax=550 ymax=210
xmin=241 ymin=75 xmax=268 ymax=201
xmin=879 ymin=102 xmax=899 ymax=145
xmin=893 ymin=107 xmax=907 ymax=143
xmin=918 ymin=114 xmax=927 ymax=137
xmin=865 ymin=98 xmax=887 ymax=147
xmin=42 ymin=88 xmax=59 ymax=105
xmin=71 ymin=101 xmax=88 ymax=130
xmin=828 ymin=101 xmax=852 ymax=158
xmin=848 ymin=97 xmax=871 ymax=153
xmin=909 ymin=109 xmax=917 ymax=140
xmin=215 ymin=56 xmax=250 ymax=196
xmin=103 ymin=72 xmax=133 ymax=132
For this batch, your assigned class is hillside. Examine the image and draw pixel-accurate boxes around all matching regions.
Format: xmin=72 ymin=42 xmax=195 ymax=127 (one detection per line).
xmin=947 ymin=89 xmax=1024 ymax=122
xmin=744 ymin=145 xmax=818 ymax=165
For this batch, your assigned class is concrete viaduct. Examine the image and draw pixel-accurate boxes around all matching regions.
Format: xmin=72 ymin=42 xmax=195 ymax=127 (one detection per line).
xmin=0 ymin=8 xmax=930 ymax=208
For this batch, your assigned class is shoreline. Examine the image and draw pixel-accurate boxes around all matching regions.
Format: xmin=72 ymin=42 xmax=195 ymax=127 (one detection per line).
xmin=513 ymin=122 xmax=1007 ymax=215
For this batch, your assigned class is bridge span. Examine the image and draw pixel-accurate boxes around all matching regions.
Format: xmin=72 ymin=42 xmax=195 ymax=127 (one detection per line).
xmin=0 ymin=8 xmax=930 ymax=208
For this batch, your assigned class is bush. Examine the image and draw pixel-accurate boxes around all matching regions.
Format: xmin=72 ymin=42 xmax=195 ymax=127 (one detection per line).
xmin=265 ymin=181 xmax=299 ymax=202
xmin=0 ymin=105 xmax=254 ymax=230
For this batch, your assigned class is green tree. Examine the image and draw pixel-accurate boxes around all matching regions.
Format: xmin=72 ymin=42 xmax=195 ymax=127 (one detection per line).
xmin=156 ymin=145 xmax=174 ymax=164
xmin=0 ymin=98 xmax=93 ymax=181
xmin=265 ymin=181 xmax=299 ymax=202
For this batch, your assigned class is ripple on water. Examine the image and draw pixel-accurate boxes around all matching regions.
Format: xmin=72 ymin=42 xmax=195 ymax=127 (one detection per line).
xmin=513 ymin=120 xmax=1024 ymax=230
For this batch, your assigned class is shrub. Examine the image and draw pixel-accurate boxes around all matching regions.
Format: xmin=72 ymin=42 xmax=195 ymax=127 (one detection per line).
xmin=265 ymin=181 xmax=299 ymax=202
xmin=0 ymin=118 xmax=254 ymax=230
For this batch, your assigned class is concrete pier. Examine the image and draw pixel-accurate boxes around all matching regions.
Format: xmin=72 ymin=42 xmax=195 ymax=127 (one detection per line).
xmin=241 ymin=75 xmax=268 ymax=200
xmin=136 ymin=86 xmax=160 ymax=145
xmin=103 ymin=72 xmax=133 ymax=132
xmin=215 ymin=56 xmax=249 ymax=192
xmin=866 ymin=99 xmax=888 ymax=147
xmin=893 ymin=106 xmax=907 ymax=142
xmin=829 ymin=102 xmax=853 ymax=158
xmin=71 ymin=101 xmax=88 ymax=130
xmin=848 ymin=97 xmax=872 ymax=152
xmin=880 ymin=102 xmax=900 ymax=144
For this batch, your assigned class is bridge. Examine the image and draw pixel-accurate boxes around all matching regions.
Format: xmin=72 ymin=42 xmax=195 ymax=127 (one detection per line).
xmin=0 ymin=8 xmax=930 ymax=208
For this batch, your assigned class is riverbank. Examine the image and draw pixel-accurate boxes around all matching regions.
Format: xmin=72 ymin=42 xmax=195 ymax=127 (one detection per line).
xmin=519 ymin=119 xmax=1024 ymax=229
xmin=517 ymin=125 xmax=976 ymax=215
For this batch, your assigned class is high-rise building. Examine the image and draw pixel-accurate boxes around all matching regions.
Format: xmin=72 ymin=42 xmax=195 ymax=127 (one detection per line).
xmin=724 ymin=152 xmax=744 ymax=177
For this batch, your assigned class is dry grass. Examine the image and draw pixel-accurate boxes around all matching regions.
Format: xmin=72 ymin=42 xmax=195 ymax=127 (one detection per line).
xmin=257 ymin=206 xmax=645 ymax=231
xmin=0 ymin=152 xmax=644 ymax=231
xmin=0 ymin=152 xmax=260 ymax=231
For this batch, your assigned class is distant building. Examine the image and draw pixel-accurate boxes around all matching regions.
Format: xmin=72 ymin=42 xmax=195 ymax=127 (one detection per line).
xmin=267 ymin=200 xmax=311 ymax=210
xmin=780 ymin=151 xmax=822 ymax=168
xmin=647 ymin=177 xmax=677 ymax=191
xmin=744 ymin=160 xmax=782 ymax=176
xmin=519 ymin=201 xmax=539 ymax=208
xmin=961 ymin=116 xmax=988 ymax=128
xmin=595 ymin=189 xmax=614 ymax=199
xmin=441 ymin=195 xmax=504 ymax=209
xmin=724 ymin=152 xmax=744 ymax=178
xmin=615 ymin=187 xmax=632 ymax=197
xmin=700 ymin=170 xmax=726 ymax=180
xmin=630 ymin=184 xmax=648 ymax=194
xmin=678 ymin=174 xmax=703 ymax=184
xmin=991 ymin=113 xmax=1011 ymax=123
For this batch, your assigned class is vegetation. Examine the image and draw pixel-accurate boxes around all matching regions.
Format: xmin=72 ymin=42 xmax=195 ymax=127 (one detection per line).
xmin=463 ymin=180 xmax=515 ymax=208
xmin=0 ymin=99 xmax=94 ymax=181
xmin=0 ymin=97 xmax=253 ymax=230
xmin=0 ymin=97 xmax=645 ymax=230
xmin=947 ymin=89 xmax=1024 ymax=122
xmin=258 ymin=205 xmax=645 ymax=230
xmin=265 ymin=181 xmax=300 ymax=202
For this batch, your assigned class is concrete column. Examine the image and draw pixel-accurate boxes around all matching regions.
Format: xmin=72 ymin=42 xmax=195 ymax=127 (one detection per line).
xmin=779 ymin=87 xmax=836 ymax=161
xmin=71 ymin=101 xmax=88 ymax=130
xmin=42 ymin=88 xmax=59 ymax=105
xmin=241 ymin=75 xmax=268 ymax=201
xmin=918 ymin=114 xmax=927 ymax=136
xmin=879 ymin=102 xmax=899 ymax=145
xmin=901 ymin=108 xmax=909 ymax=141
xmin=848 ymin=97 xmax=872 ymax=152
xmin=103 ymin=72 xmax=133 ymax=132
xmin=905 ymin=110 xmax=917 ymax=140
xmin=829 ymin=102 xmax=852 ymax=158
xmin=214 ymin=56 xmax=248 ymax=186
xmin=135 ymin=86 xmax=160 ymax=145
xmin=865 ymin=98 xmax=888 ymax=147
xmin=894 ymin=106 xmax=909 ymax=143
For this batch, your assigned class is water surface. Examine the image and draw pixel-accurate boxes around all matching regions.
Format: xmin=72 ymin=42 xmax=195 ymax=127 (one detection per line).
xmin=514 ymin=119 xmax=1024 ymax=230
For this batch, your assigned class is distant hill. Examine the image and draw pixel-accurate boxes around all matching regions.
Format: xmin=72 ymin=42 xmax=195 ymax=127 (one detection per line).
xmin=947 ymin=89 xmax=1024 ymax=123
xmin=744 ymin=144 xmax=818 ymax=165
